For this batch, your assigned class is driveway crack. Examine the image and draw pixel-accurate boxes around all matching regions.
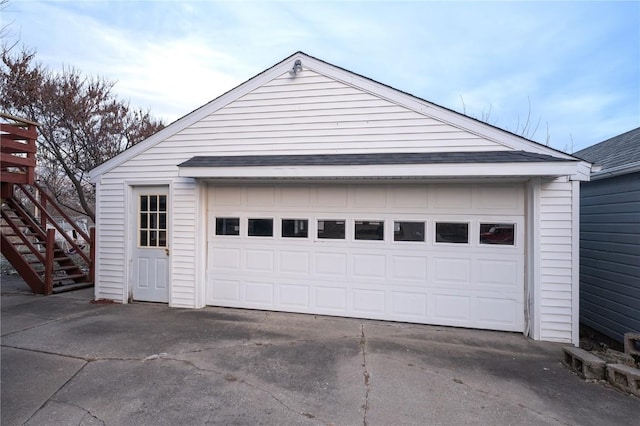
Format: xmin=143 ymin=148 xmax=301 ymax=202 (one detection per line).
xmin=360 ymin=324 xmax=370 ymax=426
xmin=49 ymin=400 xmax=106 ymax=426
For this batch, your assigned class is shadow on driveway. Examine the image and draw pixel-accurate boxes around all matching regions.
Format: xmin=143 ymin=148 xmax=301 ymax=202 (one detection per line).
xmin=2 ymin=274 xmax=638 ymax=425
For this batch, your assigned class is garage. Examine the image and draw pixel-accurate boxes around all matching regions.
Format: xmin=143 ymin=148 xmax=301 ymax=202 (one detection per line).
xmin=206 ymin=182 xmax=525 ymax=332
xmin=90 ymin=51 xmax=590 ymax=343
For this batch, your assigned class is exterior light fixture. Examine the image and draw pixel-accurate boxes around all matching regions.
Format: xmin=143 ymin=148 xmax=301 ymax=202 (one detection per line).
xmin=289 ymin=59 xmax=303 ymax=76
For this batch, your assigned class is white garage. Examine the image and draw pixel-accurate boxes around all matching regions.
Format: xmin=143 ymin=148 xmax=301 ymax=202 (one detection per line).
xmin=90 ymin=52 xmax=592 ymax=344
xmin=206 ymin=182 xmax=525 ymax=332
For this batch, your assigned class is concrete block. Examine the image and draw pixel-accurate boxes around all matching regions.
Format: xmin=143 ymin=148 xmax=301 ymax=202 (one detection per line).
xmin=563 ymin=346 xmax=606 ymax=380
xmin=623 ymin=333 xmax=640 ymax=356
xmin=607 ymin=364 xmax=640 ymax=397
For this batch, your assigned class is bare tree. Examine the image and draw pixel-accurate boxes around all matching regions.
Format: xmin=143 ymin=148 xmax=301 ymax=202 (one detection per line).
xmin=459 ymin=95 xmax=551 ymax=145
xmin=1 ymin=47 xmax=164 ymax=221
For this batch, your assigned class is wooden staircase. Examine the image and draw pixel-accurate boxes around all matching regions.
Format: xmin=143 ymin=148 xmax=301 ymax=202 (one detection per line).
xmin=1 ymin=113 xmax=94 ymax=294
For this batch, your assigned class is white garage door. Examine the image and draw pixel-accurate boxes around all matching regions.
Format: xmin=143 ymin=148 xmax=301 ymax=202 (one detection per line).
xmin=206 ymin=183 xmax=525 ymax=332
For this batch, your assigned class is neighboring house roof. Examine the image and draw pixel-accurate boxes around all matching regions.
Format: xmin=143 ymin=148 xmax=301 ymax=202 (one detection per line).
xmin=90 ymin=51 xmax=586 ymax=181
xmin=574 ymin=127 xmax=640 ymax=179
xmin=179 ymin=151 xmax=574 ymax=168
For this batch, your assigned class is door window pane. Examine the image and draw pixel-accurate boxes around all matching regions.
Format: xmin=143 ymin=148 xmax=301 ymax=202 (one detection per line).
xmin=139 ymin=193 xmax=168 ymax=247
xmin=435 ymin=222 xmax=468 ymax=243
xmin=248 ymin=218 xmax=273 ymax=237
xmin=282 ymin=219 xmax=308 ymax=238
xmin=216 ymin=217 xmax=240 ymax=236
xmin=480 ymin=223 xmax=515 ymax=245
xmin=317 ymin=220 xmax=345 ymax=239
xmin=394 ymin=221 xmax=425 ymax=242
xmin=355 ymin=221 xmax=384 ymax=241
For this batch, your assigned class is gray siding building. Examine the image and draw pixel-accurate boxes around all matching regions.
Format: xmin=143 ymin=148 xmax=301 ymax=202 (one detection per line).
xmin=575 ymin=127 xmax=640 ymax=344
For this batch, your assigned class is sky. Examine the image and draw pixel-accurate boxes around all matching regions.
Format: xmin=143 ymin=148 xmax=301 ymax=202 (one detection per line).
xmin=2 ymin=0 xmax=639 ymax=153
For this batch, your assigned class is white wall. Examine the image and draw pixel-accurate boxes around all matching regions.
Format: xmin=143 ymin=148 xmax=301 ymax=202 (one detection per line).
xmin=536 ymin=178 xmax=578 ymax=343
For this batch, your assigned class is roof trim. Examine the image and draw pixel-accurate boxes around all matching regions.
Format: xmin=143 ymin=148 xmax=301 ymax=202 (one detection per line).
xmin=177 ymin=151 xmax=590 ymax=181
xmin=179 ymin=151 xmax=572 ymax=168
xmin=90 ymin=51 xmax=581 ymax=181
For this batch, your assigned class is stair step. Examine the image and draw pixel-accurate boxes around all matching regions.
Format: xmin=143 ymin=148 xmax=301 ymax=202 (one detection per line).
xmin=36 ymin=266 xmax=83 ymax=275
xmin=51 ymin=273 xmax=88 ymax=282
xmin=51 ymin=282 xmax=93 ymax=294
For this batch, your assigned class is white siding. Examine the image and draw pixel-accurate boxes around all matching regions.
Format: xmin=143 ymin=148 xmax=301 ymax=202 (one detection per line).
xmin=155 ymin=71 xmax=508 ymax=158
xmin=538 ymin=179 xmax=576 ymax=342
xmin=94 ymin=181 xmax=127 ymax=303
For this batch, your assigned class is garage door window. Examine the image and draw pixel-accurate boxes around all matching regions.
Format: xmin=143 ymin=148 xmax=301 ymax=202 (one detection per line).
xmin=282 ymin=219 xmax=308 ymax=238
xmin=248 ymin=218 xmax=273 ymax=237
xmin=355 ymin=220 xmax=384 ymax=241
xmin=216 ymin=217 xmax=240 ymax=236
xmin=480 ymin=223 xmax=515 ymax=245
xmin=317 ymin=220 xmax=345 ymax=239
xmin=394 ymin=221 xmax=425 ymax=242
xmin=435 ymin=222 xmax=468 ymax=244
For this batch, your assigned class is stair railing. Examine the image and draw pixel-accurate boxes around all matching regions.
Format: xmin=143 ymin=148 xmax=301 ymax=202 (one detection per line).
xmin=13 ymin=183 xmax=94 ymax=281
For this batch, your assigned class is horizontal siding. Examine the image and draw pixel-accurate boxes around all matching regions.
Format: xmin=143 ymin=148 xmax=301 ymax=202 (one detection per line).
xmin=580 ymin=172 xmax=640 ymax=342
xmin=94 ymin=174 xmax=200 ymax=307
xmin=169 ymin=178 xmax=198 ymax=308
xmin=154 ymin=70 xmax=507 ymax=157
xmin=539 ymin=179 xmax=575 ymax=342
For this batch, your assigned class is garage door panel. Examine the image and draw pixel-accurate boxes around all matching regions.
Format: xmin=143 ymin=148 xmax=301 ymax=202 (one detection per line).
xmin=352 ymin=253 xmax=386 ymax=280
xmin=432 ymin=257 xmax=471 ymax=285
xmin=352 ymin=288 xmax=386 ymax=314
xmin=315 ymin=286 xmax=347 ymax=312
xmin=279 ymin=284 xmax=310 ymax=308
xmin=391 ymin=255 xmax=428 ymax=280
xmin=211 ymin=279 xmax=241 ymax=303
xmin=207 ymin=183 xmax=525 ymax=333
xmin=433 ymin=294 xmax=471 ymax=321
xmin=391 ymin=291 xmax=428 ymax=319
xmin=245 ymin=249 xmax=274 ymax=272
xmin=279 ymin=250 xmax=310 ymax=274
xmin=210 ymin=247 xmax=241 ymax=271
xmin=477 ymin=258 xmax=520 ymax=287
xmin=314 ymin=252 xmax=348 ymax=277
xmin=245 ymin=281 xmax=275 ymax=306
xmin=475 ymin=297 xmax=519 ymax=325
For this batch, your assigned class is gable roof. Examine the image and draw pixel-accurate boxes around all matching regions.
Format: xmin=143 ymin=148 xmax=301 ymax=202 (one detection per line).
xmin=574 ymin=127 xmax=640 ymax=178
xmin=90 ymin=51 xmax=581 ymax=181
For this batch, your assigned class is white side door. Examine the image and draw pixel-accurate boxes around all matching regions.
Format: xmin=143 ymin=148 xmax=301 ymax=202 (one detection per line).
xmin=130 ymin=186 xmax=169 ymax=303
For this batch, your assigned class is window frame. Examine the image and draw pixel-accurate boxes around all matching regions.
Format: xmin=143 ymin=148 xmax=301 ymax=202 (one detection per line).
xmin=479 ymin=222 xmax=516 ymax=246
xmin=434 ymin=221 xmax=470 ymax=245
xmin=316 ymin=218 xmax=347 ymax=240
xmin=247 ymin=217 xmax=274 ymax=237
xmin=393 ymin=220 xmax=426 ymax=242
xmin=215 ymin=217 xmax=241 ymax=236
xmin=354 ymin=219 xmax=385 ymax=242
xmin=138 ymin=193 xmax=168 ymax=248
xmin=281 ymin=218 xmax=309 ymax=239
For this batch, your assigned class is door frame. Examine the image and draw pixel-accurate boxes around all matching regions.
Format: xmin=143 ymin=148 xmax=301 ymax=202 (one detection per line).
xmin=126 ymin=182 xmax=172 ymax=303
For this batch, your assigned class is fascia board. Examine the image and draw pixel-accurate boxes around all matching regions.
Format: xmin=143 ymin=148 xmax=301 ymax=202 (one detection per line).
xmin=179 ymin=161 xmax=581 ymax=179
xmin=589 ymin=161 xmax=640 ymax=180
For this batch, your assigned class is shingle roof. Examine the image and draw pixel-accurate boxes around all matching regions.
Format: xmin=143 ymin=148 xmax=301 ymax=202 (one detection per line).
xmin=574 ymin=127 xmax=640 ymax=171
xmin=179 ymin=151 xmax=574 ymax=168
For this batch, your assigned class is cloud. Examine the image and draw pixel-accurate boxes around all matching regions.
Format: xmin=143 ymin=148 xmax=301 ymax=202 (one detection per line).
xmin=7 ymin=0 xmax=639 ymax=151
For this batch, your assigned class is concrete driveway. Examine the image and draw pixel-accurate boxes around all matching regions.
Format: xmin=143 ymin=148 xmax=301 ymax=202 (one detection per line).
xmin=1 ymin=277 xmax=638 ymax=425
